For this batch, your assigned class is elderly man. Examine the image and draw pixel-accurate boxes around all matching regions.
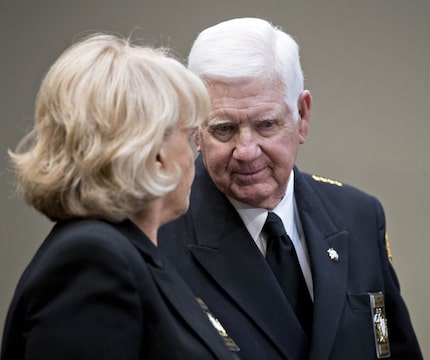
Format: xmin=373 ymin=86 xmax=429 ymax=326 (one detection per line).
xmin=159 ymin=18 xmax=422 ymax=360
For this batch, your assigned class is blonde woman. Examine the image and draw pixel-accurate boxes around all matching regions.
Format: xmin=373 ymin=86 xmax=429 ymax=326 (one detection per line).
xmin=1 ymin=33 xmax=237 ymax=360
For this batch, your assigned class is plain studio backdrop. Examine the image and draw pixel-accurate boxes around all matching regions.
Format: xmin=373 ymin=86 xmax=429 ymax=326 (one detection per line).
xmin=1 ymin=0 xmax=429 ymax=357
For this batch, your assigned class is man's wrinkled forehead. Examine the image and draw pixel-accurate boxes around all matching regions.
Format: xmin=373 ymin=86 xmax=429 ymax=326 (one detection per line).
xmin=205 ymin=108 xmax=284 ymax=126
xmin=206 ymin=77 xmax=286 ymax=112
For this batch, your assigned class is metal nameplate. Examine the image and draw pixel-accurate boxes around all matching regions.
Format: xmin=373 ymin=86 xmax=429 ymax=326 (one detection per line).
xmin=369 ymin=292 xmax=391 ymax=358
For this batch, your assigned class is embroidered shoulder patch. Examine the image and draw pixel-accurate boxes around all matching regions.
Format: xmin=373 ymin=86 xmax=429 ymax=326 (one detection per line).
xmin=312 ymin=174 xmax=343 ymax=187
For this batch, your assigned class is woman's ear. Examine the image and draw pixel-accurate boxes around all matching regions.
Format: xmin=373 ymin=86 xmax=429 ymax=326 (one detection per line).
xmin=156 ymin=147 xmax=166 ymax=169
xmin=297 ymin=90 xmax=312 ymax=144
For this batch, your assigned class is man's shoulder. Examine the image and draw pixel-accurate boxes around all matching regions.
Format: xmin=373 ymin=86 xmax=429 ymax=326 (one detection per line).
xmin=296 ymin=169 xmax=383 ymax=217
xmin=298 ymin=170 xmax=374 ymax=199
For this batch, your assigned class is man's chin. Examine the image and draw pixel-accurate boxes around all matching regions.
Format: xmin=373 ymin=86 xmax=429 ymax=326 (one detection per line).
xmin=228 ymin=187 xmax=280 ymax=208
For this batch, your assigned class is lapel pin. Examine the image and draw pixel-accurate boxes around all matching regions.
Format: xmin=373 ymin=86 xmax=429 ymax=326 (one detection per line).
xmin=196 ymin=297 xmax=240 ymax=352
xmin=327 ymin=248 xmax=339 ymax=261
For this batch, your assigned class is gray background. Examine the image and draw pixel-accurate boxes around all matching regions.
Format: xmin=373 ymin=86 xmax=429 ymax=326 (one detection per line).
xmin=1 ymin=0 xmax=429 ymax=356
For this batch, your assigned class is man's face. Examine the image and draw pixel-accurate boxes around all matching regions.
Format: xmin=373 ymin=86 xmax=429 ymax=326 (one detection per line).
xmin=195 ymin=77 xmax=311 ymax=209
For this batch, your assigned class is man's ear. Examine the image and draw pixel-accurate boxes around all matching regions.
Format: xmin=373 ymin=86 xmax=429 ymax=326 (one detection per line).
xmin=297 ymin=90 xmax=312 ymax=144
xmin=194 ymin=128 xmax=201 ymax=152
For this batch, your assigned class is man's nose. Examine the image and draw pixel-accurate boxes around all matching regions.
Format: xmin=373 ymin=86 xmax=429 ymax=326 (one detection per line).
xmin=232 ymin=128 xmax=261 ymax=160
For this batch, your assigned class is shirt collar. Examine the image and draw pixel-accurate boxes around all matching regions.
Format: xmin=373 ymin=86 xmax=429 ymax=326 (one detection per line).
xmin=228 ymin=169 xmax=295 ymax=243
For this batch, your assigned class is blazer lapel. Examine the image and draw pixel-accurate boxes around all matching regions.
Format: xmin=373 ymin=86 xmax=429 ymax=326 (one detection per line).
xmin=188 ymin=158 xmax=309 ymax=360
xmin=294 ymin=169 xmax=349 ymax=360
xmin=149 ymin=263 xmax=234 ymax=358
xmin=116 ymin=220 xmax=231 ymax=359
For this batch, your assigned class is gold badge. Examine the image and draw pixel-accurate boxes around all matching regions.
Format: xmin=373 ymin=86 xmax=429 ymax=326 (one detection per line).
xmin=369 ymin=292 xmax=391 ymax=358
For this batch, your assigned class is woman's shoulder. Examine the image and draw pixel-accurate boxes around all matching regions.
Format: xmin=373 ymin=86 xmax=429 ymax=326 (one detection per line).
xmin=24 ymin=219 xmax=148 ymax=283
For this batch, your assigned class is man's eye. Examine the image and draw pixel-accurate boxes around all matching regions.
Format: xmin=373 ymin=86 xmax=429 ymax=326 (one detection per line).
xmin=258 ymin=120 xmax=275 ymax=129
xmin=208 ymin=123 xmax=236 ymax=142
xmin=256 ymin=120 xmax=280 ymax=135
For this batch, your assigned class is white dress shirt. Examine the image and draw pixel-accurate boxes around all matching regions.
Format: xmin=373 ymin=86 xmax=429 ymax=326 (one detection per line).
xmin=228 ymin=170 xmax=314 ymax=300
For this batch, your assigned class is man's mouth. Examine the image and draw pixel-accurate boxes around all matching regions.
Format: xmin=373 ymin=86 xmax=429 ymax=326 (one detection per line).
xmin=231 ymin=167 xmax=267 ymax=183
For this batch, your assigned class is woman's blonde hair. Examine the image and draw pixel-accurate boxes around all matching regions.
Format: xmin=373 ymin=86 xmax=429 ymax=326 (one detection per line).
xmin=9 ymin=33 xmax=210 ymax=222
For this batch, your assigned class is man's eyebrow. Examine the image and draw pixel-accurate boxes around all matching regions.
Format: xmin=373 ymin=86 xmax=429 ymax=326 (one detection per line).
xmin=206 ymin=118 xmax=236 ymax=126
xmin=251 ymin=113 xmax=283 ymax=122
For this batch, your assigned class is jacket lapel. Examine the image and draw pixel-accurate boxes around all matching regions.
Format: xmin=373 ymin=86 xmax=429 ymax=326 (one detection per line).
xmin=294 ymin=169 xmax=349 ymax=360
xmin=188 ymin=158 xmax=309 ymax=360
xmin=116 ymin=220 xmax=231 ymax=359
xmin=149 ymin=263 xmax=234 ymax=358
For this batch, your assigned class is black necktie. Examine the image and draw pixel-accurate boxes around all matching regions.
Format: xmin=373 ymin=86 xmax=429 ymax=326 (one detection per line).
xmin=263 ymin=212 xmax=313 ymax=335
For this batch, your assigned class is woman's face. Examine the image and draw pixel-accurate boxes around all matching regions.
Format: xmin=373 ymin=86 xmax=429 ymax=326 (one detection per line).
xmin=160 ymin=124 xmax=196 ymax=224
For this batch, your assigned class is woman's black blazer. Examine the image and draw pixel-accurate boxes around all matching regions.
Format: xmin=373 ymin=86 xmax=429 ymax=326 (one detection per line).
xmin=1 ymin=219 xmax=236 ymax=360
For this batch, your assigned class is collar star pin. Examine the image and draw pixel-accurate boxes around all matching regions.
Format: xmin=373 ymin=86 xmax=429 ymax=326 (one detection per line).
xmin=327 ymin=248 xmax=339 ymax=261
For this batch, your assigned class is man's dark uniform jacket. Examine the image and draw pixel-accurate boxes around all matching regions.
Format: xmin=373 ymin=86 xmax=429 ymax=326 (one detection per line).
xmin=159 ymin=156 xmax=423 ymax=360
